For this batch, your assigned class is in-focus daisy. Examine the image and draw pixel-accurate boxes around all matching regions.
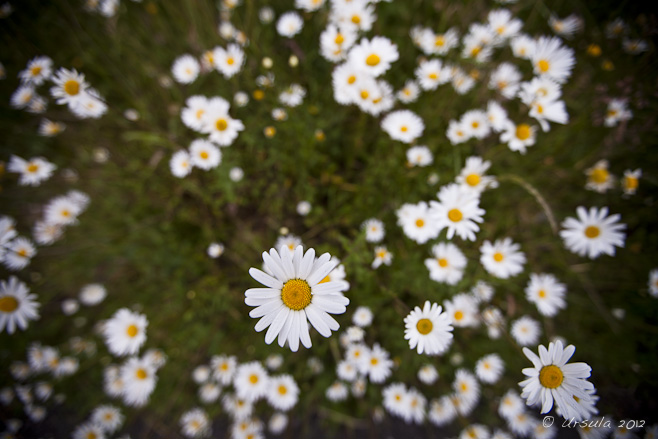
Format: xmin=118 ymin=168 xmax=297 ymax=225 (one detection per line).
xmin=531 ymin=36 xmax=575 ymax=84
xmin=480 ymin=238 xmax=526 ymax=279
xmin=102 ymin=308 xmax=148 ymax=356
xmin=396 ymin=202 xmax=440 ymax=244
xmin=180 ymin=408 xmax=210 ymax=438
xmin=266 ymin=374 xmax=299 ymax=411
xmin=189 ymin=139 xmax=222 ymax=170
xmin=406 ymin=145 xmax=433 ymax=167
xmin=362 ymin=218 xmax=385 ymax=243
xmin=276 ymin=11 xmax=303 ymax=38
xmin=19 ymin=56 xmax=53 ymax=85
xmin=525 ymin=273 xmax=566 ymax=317
xmin=79 ymin=283 xmax=107 ymax=306
xmin=120 ymin=356 xmax=157 ymax=407
xmin=475 ymin=353 xmax=505 ymax=384
xmin=404 ymin=301 xmax=454 ymax=355
xmin=621 ymin=169 xmax=641 ymax=196
xmin=511 ymin=316 xmax=541 ymax=346
xmin=7 ymin=156 xmax=56 ymax=186
xmin=424 ymin=242 xmax=467 ymax=285
xmin=585 ymin=160 xmax=615 ymax=193
xmin=430 ymin=183 xmax=485 ymax=241
xmin=0 ymin=276 xmax=40 ymax=334
xmin=519 ymin=340 xmax=594 ymax=421
xmin=172 ymin=55 xmax=200 ymax=84
xmin=245 ymin=246 xmax=350 ymax=351
xmin=560 ymin=206 xmax=626 ymax=259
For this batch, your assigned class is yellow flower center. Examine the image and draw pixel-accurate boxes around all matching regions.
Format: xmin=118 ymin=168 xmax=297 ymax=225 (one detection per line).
xmin=227 ymin=57 xmax=234 ymax=65
xmin=460 ymin=382 xmax=468 ymax=391
xmin=351 ymin=14 xmax=361 ymax=24
xmin=465 ymin=174 xmax=480 ymax=186
xmin=0 ymin=296 xmax=19 ymax=313
xmin=31 ymin=66 xmax=42 ymax=76
xmin=278 ymin=384 xmax=287 ymax=395
xmin=587 ymin=44 xmax=601 ymax=57
xmin=17 ymin=248 xmax=28 ymax=257
xmin=539 ymin=364 xmax=564 ymax=389
xmin=535 ymin=103 xmax=544 ymax=114
xmin=590 ymin=168 xmax=609 ymax=184
xmin=537 ymin=59 xmax=550 ymax=73
xmin=104 ymin=413 xmax=113 ymax=421
xmin=415 ymin=218 xmax=425 ymax=228
xmin=126 ymin=324 xmax=138 ymax=337
xmin=584 ymin=226 xmax=600 ymax=239
xmin=470 ymin=46 xmax=481 ymax=57
xmin=136 ymin=368 xmax=147 ymax=380
xmin=434 ymin=36 xmax=445 ymax=47
xmin=454 ymin=310 xmax=464 ymax=321
xmin=370 ymin=357 xmax=379 ymax=365
xmin=438 ymin=258 xmax=448 ymax=268
xmin=360 ymin=90 xmax=369 ymax=99
xmin=493 ymin=252 xmax=504 ymax=262
xmin=265 ymin=126 xmax=276 ymax=137
xmin=87 ymin=432 xmax=97 ymax=439
xmin=496 ymin=25 xmax=505 ymax=35
xmin=281 ymin=279 xmax=312 ymax=311
xmin=416 ymin=318 xmax=433 ymax=335
xmin=428 ymin=73 xmax=438 ymax=80
xmin=64 ymin=80 xmax=80 ymax=96
xmin=366 ymin=54 xmax=380 ymax=66
xmin=335 ymin=33 xmax=344 ymax=45
xmin=200 ymin=151 xmax=209 ymax=160
xmin=253 ymin=90 xmax=265 ymax=100
xmin=472 ymin=121 xmax=479 ymax=129
xmin=376 ymin=250 xmax=387 ymax=259
xmin=448 ymin=208 xmax=463 ymax=222
xmin=400 ymin=125 xmax=408 ymax=132
xmin=516 ymin=124 xmax=531 ymax=141
xmin=624 ymin=176 xmax=638 ymax=190
xmin=347 ymin=75 xmax=356 ymax=84
xmin=249 ymin=374 xmax=259 ymax=384
xmin=215 ymin=118 xmax=228 ymax=131
xmin=538 ymin=289 xmax=546 ymax=298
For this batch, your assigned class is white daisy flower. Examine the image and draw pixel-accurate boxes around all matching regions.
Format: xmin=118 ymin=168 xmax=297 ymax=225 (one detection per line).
xmin=200 ymin=97 xmax=244 ymax=146
xmin=621 ymin=169 xmax=641 ymax=196
xmin=396 ymin=79 xmax=420 ymax=103
xmin=560 ymin=207 xmax=626 ymax=259
xmin=222 ymin=393 xmax=253 ymax=420
xmin=405 ymin=387 xmax=427 ymax=424
xmin=352 ymin=306 xmax=373 ymax=327
xmin=475 ymin=353 xmax=505 ymax=384
xmin=361 ymin=343 xmax=393 ymax=383
xmin=604 ymin=98 xmax=633 ymax=127
xmin=213 ymin=43 xmax=244 ymax=78
xmin=276 ymin=11 xmax=303 ymax=38
xmin=372 ymin=245 xmax=392 ymax=269
xmin=396 ymin=201 xmax=440 ymax=244
xmin=460 ymin=424 xmax=490 ymax=439
xmin=266 ymin=374 xmax=299 ymax=411
xmin=120 ymin=356 xmax=157 ymax=407
xmin=519 ymin=77 xmax=563 ymax=106
xmin=181 ymin=95 xmax=209 ymax=132
xmin=500 ymin=121 xmax=537 ymax=154
xmin=525 ymin=273 xmax=566 ymax=317
xmin=519 ymin=340 xmax=595 ymax=421
xmin=443 ymin=293 xmax=479 ymax=328
xmin=207 ymin=242 xmax=225 ymax=258
xmin=528 ymin=97 xmax=569 ymax=132
xmin=3 ymin=237 xmax=36 ymax=271
xmin=585 ymin=160 xmax=615 ymax=193
xmin=415 ymin=58 xmax=450 ymax=90
xmin=424 ymin=28 xmax=460 ymax=55
xmin=549 ymin=14 xmax=583 ymax=39
xmin=189 ymin=139 xmax=222 ymax=170
xmin=172 ymin=54 xmax=200 ymax=84
xmin=428 ymin=396 xmax=457 ymax=426
xmin=320 ymin=24 xmax=357 ymax=62
xmin=269 ymin=412 xmax=288 ymax=434
xmin=199 ymin=382 xmax=221 ymax=404
xmin=531 ymin=36 xmax=575 ymax=84
xmin=622 ymin=38 xmax=649 ymax=55
xmin=404 ymin=301 xmax=454 ymax=355
xmin=331 ymin=1 xmax=375 ymax=33
xmin=91 ymin=405 xmax=123 ymax=434
xmin=488 ymin=9 xmax=522 ymax=40
xmin=430 ymin=183 xmax=485 ymax=241
xmin=50 ymin=68 xmax=88 ymax=105
xmin=19 ymin=56 xmax=53 ymax=86
xmin=10 ymin=85 xmax=36 ymax=109
xmin=38 ymin=119 xmax=65 ymax=137
xmin=69 ymin=89 xmax=108 ymax=119
xmin=210 ymin=354 xmax=236 ymax=385
xmin=511 ymin=34 xmax=536 ymax=59
xmin=460 ymin=110 xmax=491 ymax=139
xmin=456 ymin=156 xmax=498 ymax=193
xmin=382 ymin=383 xmax=409 ymax=419
xmin=170 ymin=150 xmax=193 ymax=178
xmin=489 ymin=62 xmax=521 ymax=99
xmin=406 ymin=145 xmax=433 ymax=167
xmin=348 ymin=36 xmax=399 ymax=77
xmin=361 ymin=218 xmax=385 ymax=243
xmin=480 ymin=238 xmax=526 ymax=279
xmin=648 ymin=269 xmax=658 ymax=298
xmin=234 ymin=361 xmax=270 ymax=403
xmin=418 ymin=364 xmax=439 ymax=385
xmin=499 ymin=389 xmax=525 ymax=420
xmin=274 ymin=234 xmax=303 ymax=256
xmin=102 ymin=308 xmax=148 ymax=356
xmin=326 ymin=381 xmax=348 ymax=401
xmin=72 ymin=423 xmax=106 ymax=439
xmin=180 ymin=408 xmax=210 ymax=438
xmin=7 ymin=155 xmax=56 ymax=186
xmin=279 ymin=83 xmax=306 ymax=107
xmin=424 ymin=242 xmax=467 ymax=285
xmin=446 ymin=119 xmax=469 ymax=144
xmin=511 ymin=316 xmax=541 ymax=346
xmin=44 ymin=195 xmax=83 ymax=225
xmin=79 ymin=283 xmax=107 ymax=306
xmin=0 ymin=276 xmax=40 ymax=334
xmin=295 ymin=0 xmax=324 ymax=12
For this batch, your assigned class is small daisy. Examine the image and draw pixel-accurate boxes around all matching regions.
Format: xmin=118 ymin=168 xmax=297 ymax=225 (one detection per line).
xmin=453 ymin=369 xmax=481 ymax=411
xmin=424 ymin=242 xmax=467 ymax=285
xmin=3 ymin=237 xmax=36 ymax=271
xmin=426 ymin=28 xmax=460 ymax=55
xmin=79 ymin=283 xmax=107 ymax=306
xmin=443 ymin=293 xmax=479 ymax=328
xmin=489 ymin=62 xmax=521 ymax=99
xmin=102 ymin=308 xmax=148 ymax=356
xmin=189 ymin=139 xmax=222 ymax=170
xmin=210 ymin=354 xmax=236 ymax=385
xmin=279 ymin=83 xmax=306 ymax=107
xmin=361 ymin=343 xmax=393 ymax=383
xmin=222 ymin=393 xmax=253 ymax=420
xmin=332 ymin=1 xmax=375 ymax=33
xmin=549 ymin=14 xmax=583 ymax=38
xmin=428 ymin=396 xmax=457 ymax=426
xmin=500 ymin=121 xmax=537 ymax=154
xmin=10 ymin=85 xmax=36 ymax=109
xmin=415 ymin=58 xmax=449 ymax=90
xmin=460 ymin=110 xmax=491 ymax=139
xmin=170 ymin=150 xmax=193 ymax=178
xmin=585 ymin=160 xmax=615 ymax=193
xmin=525 ymin=273 xmax=566 ymax=317
xmin=418 ymin=364 xmax=439 ymax=385
xmin=511 ymin=316 xmax=541 ymax=346
xmin=430 ymin=183 xmax=485 ymax=241
xmin=480 ymin=238 xmax=526 ymax=279
xmin=648 ymin=269 xmax=658 ymax=298
xmin=396 ymin=79 xmax=420 ymax=103
xmin=7 ymin=155 xmax=56 ymax=186
xmin=213 ymin=44 xmax=244 ymax=78
xmin=266 ymin=374 xmax=299 ymax=411
xmin=382 ymin=383 xmax=409 ymax=419
xmin=560 ymin=207 xmax=626 ymax=259
xmin=72 ymin=423 xmax=106 ymax=439
xmin=406 ymin=145 xmax=433 ymax=167
xmin=172 ymin=54 xmax=200 ymax=84
xmin=396 ymin=202 xmax=440 ymax=244
xmin=234 ymin=361 xmax=270 ymax=403
xmin=404 ymin=301 xmax=454 ymax=355
xmin=381 ymin=109 xmax=424 ymax=144
xmin=38 ymin=119 xmax=65 ymax=137
xmin=456 ymin=156 xmax=498 ymax=193
xmin=276 ymin=11 xmax=303 ymax=38
xmin=200 ymin=97 xmax=244 ymax=146
xmin=621 ymin=169 xmax=641 ymax=196
xmin=91 ymin=405 xmax=123 ymax=434
xmin=274 ymin=234 xmax=303 ymax=255
xmin=519 ymin=340 xmax=594 ymax=421
xmin=372 ymin=245 xmax=392 ymax=269
xmin=120 ymin=356 xmax=157 ymax=407
xmin=19 ymin=56 xmax=53 ymax=85
xmin=50 ymin=68 xmax=88 ymax=105
xmin=352 ymin=306 xmax=373 ymax=328
xmin=348 ymin=37 xmax=399 ymax=77
xmin=320 ymin=24 xmax=357 ymax=62
xmin=622 ymin=38 xmax=649 ymax=55
xmin=362 ymin=218 xmax=385 ymax=243
xmin=44 ymin=195 xmax=83 ymax=225
xmin=446 ymin=119 xmax=469 ymax=144
xmin=180 ymin=408 xmax=210 ymax=438
xmin=269 ymin=412 xmax=288 ymax=434
xmin=531 ymin=36 xmax=575 ymax=84
xmin=0 ymin=276 xmax=40 ymax=334
xmin=476 ymin=354 xmax=505 ymax=384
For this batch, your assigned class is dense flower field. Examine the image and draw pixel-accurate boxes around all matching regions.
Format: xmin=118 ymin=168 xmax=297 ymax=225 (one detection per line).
xmin=1 ymin=0 xmax=657 ymax=438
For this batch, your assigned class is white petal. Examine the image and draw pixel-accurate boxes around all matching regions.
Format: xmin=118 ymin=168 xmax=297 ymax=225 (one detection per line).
xmin=265 ymin=307 xmax=289 ymax=344
xmin=249 ymin=268 xmax=283 ymax=289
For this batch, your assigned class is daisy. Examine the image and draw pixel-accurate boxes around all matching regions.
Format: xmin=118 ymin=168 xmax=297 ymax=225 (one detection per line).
xmin=415 ymin=58 xmax=449 ymax=90
xmin=549 ymin=14 xmax=583 ymax=39
xmin=428 ymin=396 xmax=457 ymax=426
xmin=531 ymin=36 xmax=576 ymax=84
xmin=418 ymin=364 xmax=439 ymax=384
xmin=396 ymin=79 xmax=420 ymax=103
xmin=604 ymin=98 xmax=632 ymax=127
xmin=528 ymin=97 xmax=569 ymax=132
xmin=222 ymin=394 xmax=253 ymax=420
xmin=507 ymin=411 xmax=538 ymax=437
xmin=424 ymin=242 xmax=467 ymax=285
xmin=61 ymin=298 xmax=79 ymax=315
xmin=19 ymin=56 xmax=53 ymax=86
xmin=489 ymin=62 xmax=521 ymax=99
xmin=622 ymin=38 xmax=649 ymax=55
xmin=426 ymin=28 xmax=460 ymax=55
xmin=10 ymin=85 xmax=36 ymax=109
xmin=519 ymin=340 xmax=595 ymax=421
xmin=201 ymin=97 xmax=244 ymax=146
xmin=405 ymin=387 xmax=427 ymax=424
xmin=648 ymin=269 xmax=658 ymax=298
xmin=0 ymin=276 xmax=40 ymax=334
xmin=348 ymin=37 xmax=399 ymax=77
xmin=476 ymin=353 xmax=505 ymax=384
xmin=170 ymin=150 xmax=193 ymax=178
xmin=296 ymin=0 xmax=324 ymax=12
xmin=382 ymin=383 xmax=409 ymax=419
xmin=246 ymin=246 xmax=349 ymax=351
xmin=331 ymin=1 xmax=375 ymax=33
xmin=453 ymin=369 xmax=481 ymax=410
xmin=172 ymin=54 xmax=200 ymax=84
xmin=488 ymin=9 xmax=522 ymax=40
xmin=181 ymin=95 xmax=209 ymax=132
xmin=3 ymin=237 xmax=36 ymax=271
xmin=430 ymin=183 xmax=485 ymax=241
xmin=326 ymin=381 xmax=348 ymax=402
xmin=69 ymin=89 xmax=107 ymax=119
xmin=404 ymin=301 xmax=454 ymax=355
xmin=276 ymin=11 xmax=303 ymax=38
xmin=79 ymin=283 xmax=107 ymax=306
xmin=38 ymin=119 xmax=65 ymax=136
xmin=480 ymin=238 xmax=526 ymax=279
xmin=320 ymin=24 xmax=357 ymax=62
xmin=266 ymin=374 xmax=299 ymax=411
xmin=361 ymin=218 xmax=384 ymax=243
xmin=180 ymin=408 xmax=210 ymax=438
xmin=446 ymin=119 xmax=469 ymax=144
xmin=210 ymin=354 xmax=237 ymax=385
xmin=120 ymin=356 xmax=157 ymax=407
xmin=499 ymin=389 xmax=525 ymax=420
xmin=72 ymin=423 xmax=106 ymax=439
xmin=50 ymin=68 xmax=88 ymax=105
xmin=560 ymin=207 xmax=626 ymax=259
xmin=44 ymin=195 xmax=83 ymax=225
xmin=621 ymin=169 xmax=641 ymax=196
xmin=361 ymin=343 xmax=393 ymax=383
xmin=352 ymin=306 xmax=373 ymax=327
xmin=207 ymin=242 xmax=225 ymax=258
xmin=585 ymin=160 xmax=615 ymax=193
xmin=269 ymin=412 xmax=288 ymax=434
xmin=461 ymin=110 xmax=491 ymax=139
xmin=511 ymin=316 xmax=541 ymax=346
xmin=189 ymin=139 xmax=222 ymax=170
xmin=213 ymin=44 xmax=244 ymax=78
xmin=274 ymin=234 xmax=303 ymax=255
xmin=279 ymin=84 xmax=306 ymax=107
xmin=511 ymin=34 xmax=536 ymax=59
xmin=443 ymin=293 xmax=479 ymax=328
xmin=460 ymin=424 xmax=490 ymax=439
xmin=372 ymin=245 xmax=392 ymax=269
xmin=456 ymin=156 xmax=498 ymax=193
xmin=91 ymin=405 xmax=123 ymax=434
xmin=102 ymin=308 xmax=148 ymax=356
xmin=406 ymin=145 xmax=433 ymax=167
xmin=500 ymin=121 xmax=537 ymax=154
xmin=519 ymin=77 xmax=563 ymax=104
xmin=525 ymin=273 xmax=566 ymax=317
xmin=396 ymin=202 xmax=440 ymax=244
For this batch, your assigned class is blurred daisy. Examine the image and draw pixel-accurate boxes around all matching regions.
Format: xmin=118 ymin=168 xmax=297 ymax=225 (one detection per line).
xmin=489 ymin=62 xmax=521 ymax=99
xmin=461 ymin=110 xmax=490 ymax=139
xmin=172 ymin=55 xmax=200 ymax=84
xmin=560 ymin=207 xmax=625 ymax=259
xmin=456 ymin=156 xmax=498 ymax=193
xmin=279 ymin=84 xmax=306 ymax=107
xmin=531 ymin=36 xmax=575 ymax=84
xmin=396 ymin=80 xmax=420 ymax=103
xmin=7 ymin=155 xmax=56 ymax=186
xmin=19 ymin=56 xmax=52 ymax=85
xmin=480 ymin=238 xmax=526 ymax=279
xmin=381 ymin=109 xmax=424 ymax=144
xmin=604 ymin=98 xmax=632 ymax=127
xmin=245 ymin=246 xmax=350 ymax=351
xmin=352 ymin=306 xmax=373 ymax=328
xmin=50 ymin=68 xmax=88 ymax=105
xmin=199 ymin=382 xmax=221 ymax=403
xmin=320 ymin=24 xmax=357 ymax=62
xmin=418 ymin=364 xmax=439 ymax=384
xmin=189 ymin=139 xmax=222 ymax=170
xmin=276 ymin=11 xmax=303 ymax=37
xmin=266 ymin=375 xmax=299 ymax=411
xmin=431 ymin=183 xmax=485 ymax=241
xmin=120 ymin=356 xmax=157 ymax=407
xmin=10 ymin=85 xmax=36 ymax=109
xmin=519 ymin=340 xmax=594 ymax=421
xmin=103 ymin=308 xmax=148 ymax=356
xmin=453 ymin=369 xmax=480 ymax=411
xmin=511 ymin=316 xmax=541 ymax=346
xmin=201 ymin=97 xmax=244 ymax=146
xmin=585 ymin=160 xmax=614 ymax=193
xmin=475 ymin=354 xmax=504 ymax=384
xmin=424 ymin=242 xmax=467 ymax=285
xmin=170 ymin=150 xmax=193 ymax=178
xmin=180 ymin=408 xmax=210 ymax=438
xmin=222 ymin=393 xmax=253 ymax=420
xmin=428 ymin=396 xmax=457 ymax=426
xmin=362 ymin=218 xmax=385 ymax=243
xmin=91 ymin=405 xmax=123 ymax=434
xmin=211 ymin=354 xmax=237 ymax=385
xmin=38 ymin=119 xmax=65 ymax=137
xmin=274 ymin=234 xmax=302 ymax=255
xmin=382 ymin=383 xmax=409 ymax=419
xmin=549 ymin=14 xmax=583 ymax=39
xmin=269 ymin=412 xmax=288 ymax=434
xmin=446 ymin=119 xmax=468 ymax=144
xmin=72 ymin=423 xmax=106 ymax=439
xmin=404 ymin=301 xmax=454 ymax=355
xmin=213 ymin=44 xmax=244 ymax=78
xmin=79 ymin=283 xmax=107 ymax=306
xmin=44 ymin=195 xmax=83 ymax=225
xmin=622 ymin=39 xmax=649 ymax=55
xmin=207 ymin=242 xmax=224 ymax=258
xmin=3 ymin=237 xmax=36 ymax=271
xmin=332 ymin=1 xmax=375 ymax=33
xmin=69 ymin=89 xmax=108 ymax=119
xmin=0 ymin=276 xmax=40 ymax=334
xmin=415 ymin=58 xmax=449 ymax=90
xmin=181 ymin=95 xmax=209 ymax=131
xmin=525 ymin=273 xmax=566 ymax=317
xmin=326 ymin=381 xmax=348 ymax=401
xmin=488 ymin=9 xmax=522 ymax=40
xmin=460 ymin=424 xmax=490 ymax=439
xmin=499 ymin=389 xmax=525 ymax=420
xmin=406 ymin=145 xmax=433 ymax=167
xmin=349 ymin=37 xmax=399 ymax=77
xmin=296 ymin=0 xmax=324 ymax=12
xmin=443 ymin=293 xmax=479 ymax=328
xmin=500 ymin=121 xmax=537 ymax=154
xmin=361 ymin=343 xmax=393 ymax=383
xmin=648 ymin=269 xmax=658 ymax=298
xmin=621 ymin=169 xmax=641 ymax=196
xmin=396 ymin=202 xmax=439 ymax=244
